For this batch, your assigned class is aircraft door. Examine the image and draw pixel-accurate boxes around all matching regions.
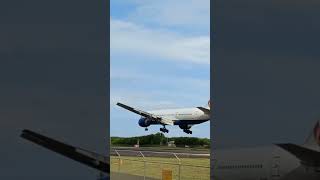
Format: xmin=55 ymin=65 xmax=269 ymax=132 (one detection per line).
xmin=271 ymin=156 xmax=281 ymax=179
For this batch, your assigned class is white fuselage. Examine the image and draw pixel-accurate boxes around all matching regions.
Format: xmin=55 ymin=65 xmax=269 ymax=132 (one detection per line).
xmin=147 ymin=107 xmax=210 ymax=122
xmin=213 ymin=145 xmax=320 ymax=180
xmin=117 ymin=101 xmax=211 ymax=133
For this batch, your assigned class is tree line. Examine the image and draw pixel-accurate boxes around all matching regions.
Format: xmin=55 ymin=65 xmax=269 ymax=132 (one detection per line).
xmin=111 ymin=133 xmax=210 ymax=147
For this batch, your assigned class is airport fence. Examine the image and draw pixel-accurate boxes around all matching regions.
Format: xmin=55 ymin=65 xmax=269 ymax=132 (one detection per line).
xmin=110 ymin=149 xmax=210 ymax=180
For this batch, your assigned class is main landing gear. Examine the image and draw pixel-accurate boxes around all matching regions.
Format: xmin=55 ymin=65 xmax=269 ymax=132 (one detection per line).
xmin=160 ymin=126 xmax=169 ymax=133
xmin=183 ymin=129 xmax=192 ymax=134
xmin=145 ymin=127 xmax=148 ymax=131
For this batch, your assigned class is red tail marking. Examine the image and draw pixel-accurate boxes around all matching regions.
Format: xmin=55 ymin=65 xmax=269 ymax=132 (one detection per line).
xmin=313 ymin=122 xmax=320 ymax=145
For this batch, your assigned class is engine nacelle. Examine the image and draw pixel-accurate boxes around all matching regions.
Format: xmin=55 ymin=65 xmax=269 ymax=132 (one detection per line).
xmin=179 ymin=124 xmax=192 ymax=130
xmin=138 ymin=118 xmax=151 ymax=127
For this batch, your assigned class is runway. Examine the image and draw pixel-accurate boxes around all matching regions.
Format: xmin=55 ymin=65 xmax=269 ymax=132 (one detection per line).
xmin=110 ymin=147 xmax=210 ymax=158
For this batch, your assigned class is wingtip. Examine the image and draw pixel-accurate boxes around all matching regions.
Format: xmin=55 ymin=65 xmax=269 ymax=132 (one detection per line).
xmin=20 ymin=129 xmax=31 ymax=137
xmin=21 ymin=129 xmax=36 ymax=135
xmin=116 ymin=102 xmax=127 ymax=107
xmin=116 ymin=102 xmax=124 ymax=107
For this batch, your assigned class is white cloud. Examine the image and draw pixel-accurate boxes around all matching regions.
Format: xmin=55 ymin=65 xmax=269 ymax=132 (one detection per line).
xmin=110 ymin=86 xmax=209 ymax=111
xmin=124 ymin=0 xmax=210 ymax=29
xmin=110 ymin=68 xmax=209 ymax=108
xmin=110 ymin=0 xmax=210 ymax=138
xmin=110 ymin=92 xmax=178 ymax=110
xmin=111 ymin=19 xmax=210 ymax=64
xmin=111 ymin=67 xmax=209 ymax=88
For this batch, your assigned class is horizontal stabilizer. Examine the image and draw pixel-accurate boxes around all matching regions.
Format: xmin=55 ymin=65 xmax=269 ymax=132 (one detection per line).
xmin=276 ymin=143 xmax=320 ymax=166
xmin=197 ymin=107 xmax=210 ymax=114
xmin=21 ymin=129 xmax=109 ymax=173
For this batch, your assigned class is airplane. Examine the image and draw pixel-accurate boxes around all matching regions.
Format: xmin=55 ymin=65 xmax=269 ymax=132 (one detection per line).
xmin=20 ymin=129 xmax=109 ymax=180
xmin=213 ymin=121 xmax=320 ymax=180
xmin=116 ymin=100 xmax=211 ymax=134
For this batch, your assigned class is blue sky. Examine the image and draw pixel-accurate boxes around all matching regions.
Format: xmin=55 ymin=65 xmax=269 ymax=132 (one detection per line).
xmin=110 ymin=0 xmax=210 ymax=138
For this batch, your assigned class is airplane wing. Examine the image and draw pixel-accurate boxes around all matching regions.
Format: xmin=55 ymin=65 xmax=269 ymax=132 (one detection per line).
xmin=20 ymin=129 xmax=109 ymax=174
xmin=116 ymin=102 xmax=174 ymax=125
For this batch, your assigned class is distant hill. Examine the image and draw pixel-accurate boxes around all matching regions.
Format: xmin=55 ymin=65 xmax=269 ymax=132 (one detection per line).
xmin=111 ymin=133 xmax=210 ymax=148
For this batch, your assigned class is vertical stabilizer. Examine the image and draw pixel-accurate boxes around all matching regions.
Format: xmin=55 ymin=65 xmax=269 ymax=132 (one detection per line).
xmin=304 ymin=121 xmax=320 ymax=152
xmin=207 ymin=100 xmax=211 ymax=109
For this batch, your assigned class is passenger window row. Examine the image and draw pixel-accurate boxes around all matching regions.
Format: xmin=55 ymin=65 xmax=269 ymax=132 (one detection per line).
xmin=218 ymin=164 xmax=263 ymax=169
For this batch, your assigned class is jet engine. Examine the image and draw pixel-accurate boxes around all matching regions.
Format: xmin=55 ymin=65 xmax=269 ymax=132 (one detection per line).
xmin=138 ymin=118 xmax=151 ymax=127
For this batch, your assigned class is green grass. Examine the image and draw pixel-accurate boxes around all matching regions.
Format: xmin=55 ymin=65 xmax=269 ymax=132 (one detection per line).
xmin=111 ymin=156 xmax=210 ymax=180
xmin=110 ymin=146 xmax=210 ymax=153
